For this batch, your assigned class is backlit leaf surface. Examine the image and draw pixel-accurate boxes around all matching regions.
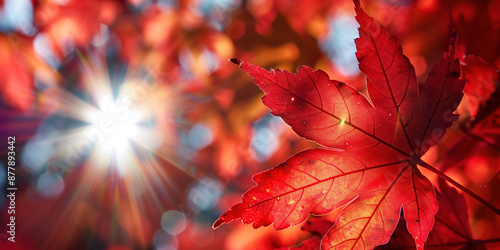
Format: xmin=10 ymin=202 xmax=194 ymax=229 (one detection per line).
xmin=214 ymin=1 xmax=465 ymax=249
xmin=376 ymin=179 xmax=484 ymax=249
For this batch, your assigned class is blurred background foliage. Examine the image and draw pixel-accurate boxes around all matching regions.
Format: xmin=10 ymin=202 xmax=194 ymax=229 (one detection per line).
xmin=0 ymin=0 xmax=499 ymax=249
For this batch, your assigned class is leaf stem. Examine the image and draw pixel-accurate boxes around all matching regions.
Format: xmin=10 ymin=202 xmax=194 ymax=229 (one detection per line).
xmin=474 ymin=238 xmax=500 ymax=245
xmin=418 ymin=160 xmax=500 ymax=216
xmin=488 ymin=170 xmax=500 ymax=184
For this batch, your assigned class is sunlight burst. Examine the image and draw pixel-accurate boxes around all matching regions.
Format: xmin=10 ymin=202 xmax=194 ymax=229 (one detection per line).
xmin=39 ymin=51 xmax=184 ymax=183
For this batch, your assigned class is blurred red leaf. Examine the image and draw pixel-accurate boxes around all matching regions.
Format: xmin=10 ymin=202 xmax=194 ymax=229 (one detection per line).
xmin=462 ymin=55 xmax=499 ymax=119
xmin=0 ymin=34 xmax=58 ymax=111
xmin=276 ymin=218 xmax=335 ymax=250
xmin=274 ymin=236 xmax=322 ymax=250
xmin=441 ymin=58 xmax=500 ymax=171
xmin=274 ymin=218 xmax=334 ymax=250
xmin=35 ymin=0 xmax=101 ymax=58
xmin=0 ymin=36 xmax=33 ymax=111
xmin=214 ymin=1 xmax=465 ymax=249
xmin=300 ymin=218 xmax=334 ymax=237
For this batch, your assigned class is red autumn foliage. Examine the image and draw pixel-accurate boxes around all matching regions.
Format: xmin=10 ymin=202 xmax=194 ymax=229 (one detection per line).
xmin=461 ymin=55 xmax=499 ymax=119
xmin=376 ymin=179 xmax=484 ymax=249
xmin=212 ymin=1 xmax=496 ymax=249
xmin=1 ymin=0 xmax=500 ymax=249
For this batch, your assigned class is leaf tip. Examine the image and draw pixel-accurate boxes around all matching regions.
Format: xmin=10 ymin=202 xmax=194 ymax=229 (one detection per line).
xmin=353 ymin=0 xmax=370 ymax=23
xmin=448 ymin=30 xmax=458 ymax=54
xmin=212 ymin=218 xmax=224 ymax=229
xmin=229 ymin=58 xmax=242 ymax=65
xmin=415 ymin=239 xmax=425 ymax=250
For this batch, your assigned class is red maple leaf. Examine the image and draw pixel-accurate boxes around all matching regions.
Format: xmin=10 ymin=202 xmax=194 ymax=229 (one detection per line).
xmin=440 ymin=57 xmax=500 ymax=172
xmin=461 ymin=55 xmax=499 ymax=120
xmin=376 ymin=179 xmax=491 ymax=249
xmin=275 ymin=179 xmax=495 ymax=249
xmin=213 ymin=0 xmax=465 ymax=249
